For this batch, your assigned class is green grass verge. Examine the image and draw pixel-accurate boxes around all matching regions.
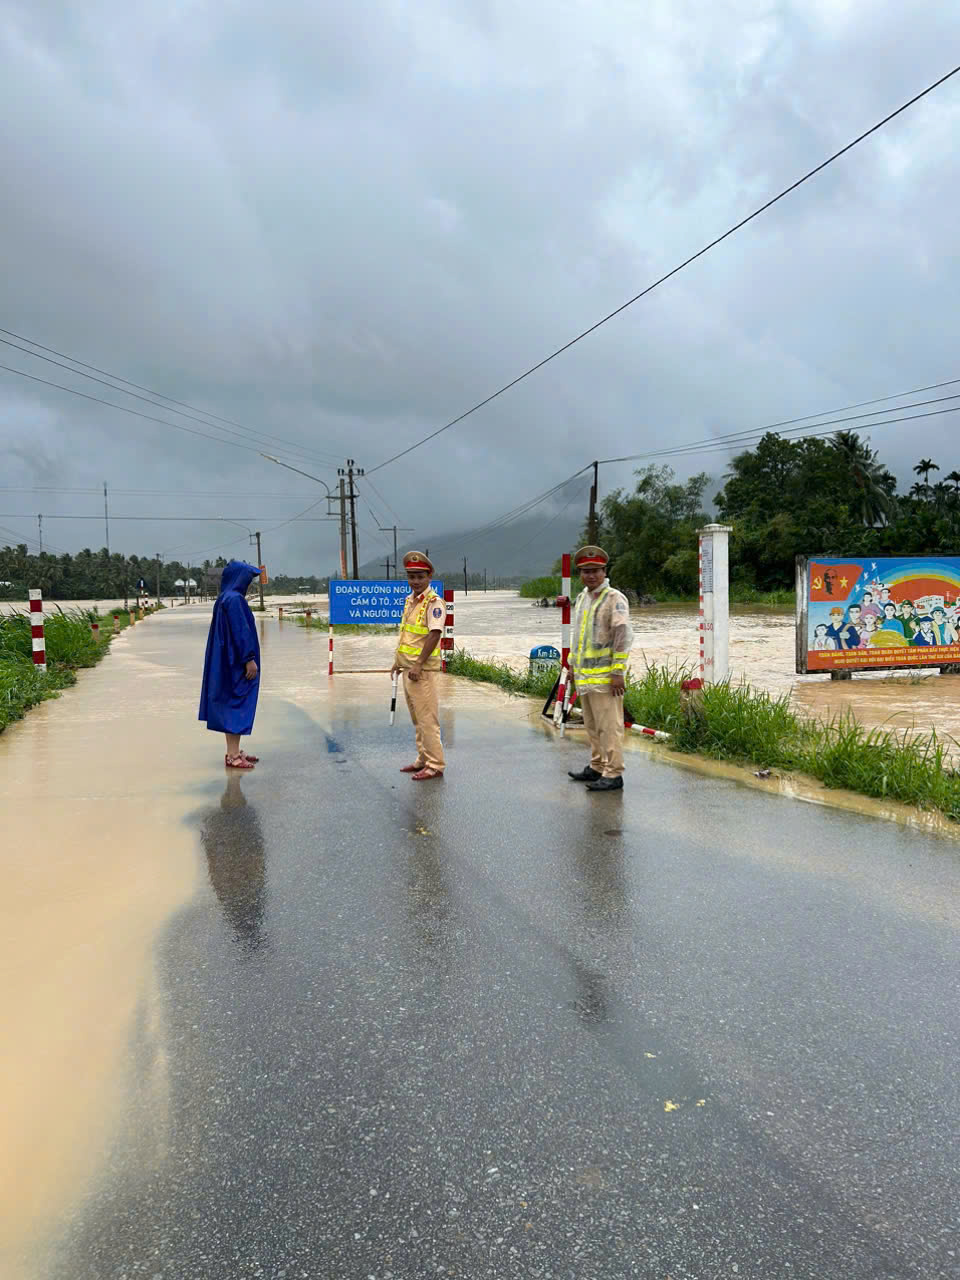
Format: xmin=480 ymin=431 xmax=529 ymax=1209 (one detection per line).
xmin=0 ymin=603 xmax=160 ymax=733
xmin=518 ymin=576 xmax=562 ymax=599
xmin=446 ymin=649 xmax=960 ymax=821
xmin=293 ymin=614 xmax=401 ymax=636
xmin=518 ymin=577 xmax=794 ymax=606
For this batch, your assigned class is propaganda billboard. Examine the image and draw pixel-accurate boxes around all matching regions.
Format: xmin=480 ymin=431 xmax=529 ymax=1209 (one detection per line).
xmin=796 ymin=555 xmax=960 ymax=674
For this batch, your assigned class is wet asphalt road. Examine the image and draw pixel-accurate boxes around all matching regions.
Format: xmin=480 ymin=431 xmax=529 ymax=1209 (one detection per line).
xmin=50 ymin=682 xmax=960 ymax=1278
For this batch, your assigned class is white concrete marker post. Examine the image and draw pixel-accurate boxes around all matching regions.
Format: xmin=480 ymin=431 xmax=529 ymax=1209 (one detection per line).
xmin=698 ymin=524 xmax=732 ymax=684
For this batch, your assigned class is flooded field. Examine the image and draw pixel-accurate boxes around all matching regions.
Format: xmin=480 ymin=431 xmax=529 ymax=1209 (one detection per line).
xmin=277 ymin=589 xmax=960 ymax=746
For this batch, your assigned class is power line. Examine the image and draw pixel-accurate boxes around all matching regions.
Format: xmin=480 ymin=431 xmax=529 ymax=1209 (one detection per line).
xmin=0 ymin=488 xmax=323 ymax=498
xmin=0 ymin=328 xmax=343 ymax=467
xmin=0 ymin=360 xmax=338 ymax=470
xmin=454 ymin=468 xmax=593 ymax=550
xmin=0 ymin=362 xmax=293 ymax=457
xmin=600 ymin=401 xmax=960 ymax=467
xmin=362 ymin=476 xmax=407 ymax=526
xmin=597 ymin=387 xmax=960 ymax=466
xmin=368 ymin=63 xmax=960 ymax=476
xmin=508 ymin=480 xmax=592 ymax=557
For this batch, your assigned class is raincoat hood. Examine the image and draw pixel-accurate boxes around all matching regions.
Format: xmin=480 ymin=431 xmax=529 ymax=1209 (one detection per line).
xmin=220 ymin=560 xmax=260 ymax=595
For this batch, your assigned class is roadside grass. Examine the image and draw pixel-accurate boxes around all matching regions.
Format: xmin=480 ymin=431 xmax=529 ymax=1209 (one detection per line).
xmin=293 ymin=614 xmax=401 ymax=636
xmin=0 ymin=603 xmax=159 ymax=733
xmin=447 ymin=649 xmax=960 ymax=821
xmin=518 ymin=577 xmax=794 ymax=607
xmin=518 ymin=576 xmax=562 ymax=599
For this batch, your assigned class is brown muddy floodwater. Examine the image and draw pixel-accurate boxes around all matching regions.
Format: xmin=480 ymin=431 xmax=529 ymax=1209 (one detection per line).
xmin=275 ymin=590 xmax=960 ymax=748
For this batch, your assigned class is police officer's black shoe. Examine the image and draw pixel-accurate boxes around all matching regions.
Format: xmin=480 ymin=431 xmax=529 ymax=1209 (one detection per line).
xmin=568 ymin=766 xmax=602 ymax=782
xmin=586 ymin=776 xmax=623 ymax=792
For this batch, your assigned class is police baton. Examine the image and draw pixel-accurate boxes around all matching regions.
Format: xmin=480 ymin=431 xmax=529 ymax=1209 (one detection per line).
xmin=389 ymin=671 xmax=399 ymax=725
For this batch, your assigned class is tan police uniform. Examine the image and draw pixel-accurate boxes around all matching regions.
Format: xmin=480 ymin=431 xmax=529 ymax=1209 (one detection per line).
xmin=395 ymin=552 xmax=446 ymax=773
xmin=570 ymin=546 xmax=632 ymax=782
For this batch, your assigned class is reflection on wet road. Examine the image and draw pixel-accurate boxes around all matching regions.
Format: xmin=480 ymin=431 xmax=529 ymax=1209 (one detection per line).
xmin=2 ymin=607 xmax=958 ymax=1279
xmin=200 ymin=775 xmax=268 ymax=956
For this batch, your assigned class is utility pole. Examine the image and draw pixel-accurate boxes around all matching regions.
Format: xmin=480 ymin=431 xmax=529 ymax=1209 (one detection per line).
xmin=255 ymin=531 xmax=265 ymax=610
xmin=484 ymin=568 xmax=487 ymax=592
xmin=336 ymin=477 xmax=348 ymax=577
xmin=463 ymin=556 xmax=468 ymax=596
xmin=104 ymin=481 xmax=110 ymax=554
xmin=37 ymin=513 xmax=42 ymax=555
xmin=338 ymin=459 xmax=364 ymax=579
xmin=156 ymin=552 xmax=161 ymax=602
xmin=383 ymin=557 xmax=392 ymax=578
xmin=587 ymin=459 xmax=599 ymax=544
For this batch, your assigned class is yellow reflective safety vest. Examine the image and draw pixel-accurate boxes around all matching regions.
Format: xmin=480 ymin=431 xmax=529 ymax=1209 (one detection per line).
xmin=395 ymin=589 xmax=443 ymax=671
xmin=570 ymin=585 xmax=629 ymax=689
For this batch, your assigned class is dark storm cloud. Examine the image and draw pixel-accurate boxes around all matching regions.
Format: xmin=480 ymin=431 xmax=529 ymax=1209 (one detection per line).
xmin=1 ymin=0 xmax=959 ymax=572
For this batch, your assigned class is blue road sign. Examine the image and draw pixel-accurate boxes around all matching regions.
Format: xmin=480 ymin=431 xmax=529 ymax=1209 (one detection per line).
xmin=329 ymin=579 xmax=445 ymax=625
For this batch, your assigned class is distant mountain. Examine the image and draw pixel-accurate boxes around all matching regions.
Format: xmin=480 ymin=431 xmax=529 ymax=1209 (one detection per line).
xmin=357 ymin=510 xmax=585 ymax=581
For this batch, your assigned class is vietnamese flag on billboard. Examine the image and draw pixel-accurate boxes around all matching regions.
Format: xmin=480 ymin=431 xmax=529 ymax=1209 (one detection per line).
xmin=808 ymin=562 xmax=863 ymax=603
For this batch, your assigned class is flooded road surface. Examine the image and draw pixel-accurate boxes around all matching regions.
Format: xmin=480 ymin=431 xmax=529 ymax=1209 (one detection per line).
xmin=1 ymin=605 xmax=958 ymax=1278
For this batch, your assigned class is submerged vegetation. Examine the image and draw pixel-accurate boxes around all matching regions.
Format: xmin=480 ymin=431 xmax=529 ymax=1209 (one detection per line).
xmin=447 ymin=650 xmax=960 ymax=821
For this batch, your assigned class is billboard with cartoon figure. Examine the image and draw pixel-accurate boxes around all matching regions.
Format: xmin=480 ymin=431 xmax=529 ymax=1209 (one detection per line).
xmin=796 ymin=555 xmax=960 ymax=674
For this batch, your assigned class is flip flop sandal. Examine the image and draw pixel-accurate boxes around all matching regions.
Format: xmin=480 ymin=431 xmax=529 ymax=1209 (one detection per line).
xmin=411 ymin=768 xmax=443 ymax=781
xmin=225 ymin=754 xmax=256 ymax=770
xmin=400 ymin=762 xmax=425 ymax=773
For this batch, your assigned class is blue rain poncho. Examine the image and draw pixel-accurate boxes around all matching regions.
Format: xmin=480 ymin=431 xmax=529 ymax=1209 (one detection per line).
xmin=198 ymin=560 xmax=261 ymax=735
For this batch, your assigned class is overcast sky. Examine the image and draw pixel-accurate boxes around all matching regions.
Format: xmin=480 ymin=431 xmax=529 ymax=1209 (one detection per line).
xmin=2 ymin=0 xmax=959 ymax=574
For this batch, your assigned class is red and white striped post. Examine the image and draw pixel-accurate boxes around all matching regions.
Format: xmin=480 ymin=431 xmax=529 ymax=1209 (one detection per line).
xmin=112 ymin=613 xmax=120 ymax=628
xmin=553 ymin=553 xmax=572 ymax=725
xmin=441 ymin=589 xmax=455 ymax=672
xmin=28 ymin=589 xmax=46 ymax=672
xmin=90 ymin=621 xmax=99 ymax=638
xmin=328 ymin=625 xmax=334 ymax=676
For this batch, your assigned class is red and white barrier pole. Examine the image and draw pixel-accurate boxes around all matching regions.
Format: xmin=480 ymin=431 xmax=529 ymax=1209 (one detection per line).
xmin=29 ymin=589 xmax=46 ymax=672
xmin=630 ymin=724 xmax=672 ymax=742
xmin=441 ymin=588 xmax=455 ymax=672
xmin=328 ymin=625 xmax=334 ymax=676
xmin=554 ymin=553 xmax=572 ymax=727
xmin=90 ymin=621 xmax=99 ymax=637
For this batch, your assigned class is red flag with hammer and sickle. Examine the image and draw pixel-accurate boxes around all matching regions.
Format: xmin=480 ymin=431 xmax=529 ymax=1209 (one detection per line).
xmin=809 ymin=562 xmax=863 ymax=603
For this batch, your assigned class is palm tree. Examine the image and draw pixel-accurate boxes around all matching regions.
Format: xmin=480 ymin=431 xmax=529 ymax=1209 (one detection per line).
xmin=909 ymin=482 xmax=927 ymax=501
xmin=830 ymin=431 xmax=895 ymax=525
xmin=913 ymin=458 xmax=940 ymax=497
xmin=946 ymin=470 xmax=960 ymax=494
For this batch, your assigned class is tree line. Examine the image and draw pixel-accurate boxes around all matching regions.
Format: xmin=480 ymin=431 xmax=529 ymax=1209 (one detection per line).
xmin=589 ymin=431 xmax=960 ymax=599
xmin=0 ymin=544 xmax=514 ymax=600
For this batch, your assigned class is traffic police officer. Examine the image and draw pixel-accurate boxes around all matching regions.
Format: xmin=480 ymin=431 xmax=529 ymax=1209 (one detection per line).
xmin=390 ymin=551 xmax=446 ymax=780
xmin=567 ymin=545 xmax=633 ymax=791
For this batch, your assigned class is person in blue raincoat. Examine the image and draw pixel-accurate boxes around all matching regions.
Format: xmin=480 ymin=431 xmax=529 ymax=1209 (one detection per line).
xmin=199 ymin=561 xmax=262 ymax=769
